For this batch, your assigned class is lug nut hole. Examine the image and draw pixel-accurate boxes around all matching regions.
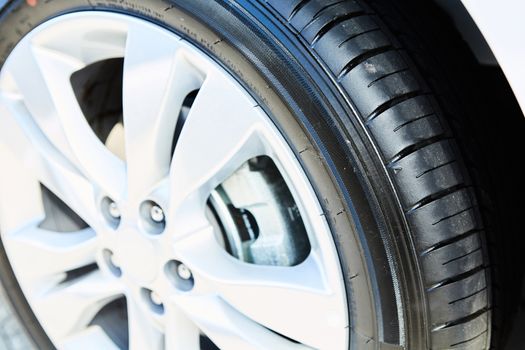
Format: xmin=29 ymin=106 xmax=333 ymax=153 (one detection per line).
xmin=102 ymin=249 xmax=122 ymax=277
xmin=165 ymin=260 xmax=194 ymax=291
xmin=141 ymin=288 xmax=164 ymax=315
xmin=101 ymin=197 xmax=121 ymax=229
xmin=140 ymin=200 xmax=166 ymax=234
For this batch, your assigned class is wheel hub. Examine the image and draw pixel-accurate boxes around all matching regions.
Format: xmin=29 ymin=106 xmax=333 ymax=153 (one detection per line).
xmin=115 ymin=228 xmax=159 ymax=284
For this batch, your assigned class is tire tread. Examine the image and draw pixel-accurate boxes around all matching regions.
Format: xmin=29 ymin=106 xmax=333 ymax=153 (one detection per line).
xmin=265 ymin=0 xmax=490 ymax=348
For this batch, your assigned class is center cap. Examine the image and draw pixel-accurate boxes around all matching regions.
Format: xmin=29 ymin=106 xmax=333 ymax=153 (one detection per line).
xmin=117 ymin=229 xmax=159 ymax=284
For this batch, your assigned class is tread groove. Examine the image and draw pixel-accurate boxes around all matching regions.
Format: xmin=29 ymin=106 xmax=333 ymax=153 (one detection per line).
xmin=432 ymin=307 xmax=489 ymax=331
xmin=449 ymin=287 xmax=487 ymax=305
xmin=442 ymin=247 xmax=482 ymax=266
xmin=432 ymin=206 xmax=475 ymax=226
xmin=420 ymin=229 xmax=482 ymax=256
xmin=337 ymin=27 xmax=381 ymax=48
xmin=386 ymin=135 xmax=448 ymax=167
xmin=427 ymin=265 xmax=485 ymax=292
xmin=367 ymin=67 xmax=409 ymax=88
xmin=288 ymin=0 xmax=310 ymax=21
xmin=415 ymin=159 xmax=456 ymax=178
xmin=336 ymin=45 xmax=393 ymax=80
xmin=392 ymin=112 xmax=434 ymax=132
xmin=405 ymin=184 xmax=468 ymax=214
xmin=311 ymin=11 xmax=367 ymax=45
xmin=365 ymin=91 xmax=425 ymax=124
xmin=310 ymin=0 xmax=347 ymax=21
xmin=450 ymin=330 xmax=488 ymax=347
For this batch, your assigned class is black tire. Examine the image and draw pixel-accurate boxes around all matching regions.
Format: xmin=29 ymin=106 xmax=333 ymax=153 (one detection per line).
xmin=264 ymin=1 xmax=493 ymax=348
xmin=0 ymin=0 xmax=494 ymax=349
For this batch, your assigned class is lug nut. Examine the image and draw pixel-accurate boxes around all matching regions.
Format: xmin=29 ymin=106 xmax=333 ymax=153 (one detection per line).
xmin=108 ymin=201 xmax=121 ymax=219
xmin=102 ymin=197 xmax=121 ymax=229
xmin=142 ymin=288 xmax=165 ymax=314
xmin=177 ymin=263 xmax=192 ymax=280
xmin=150 ymin=290 xmax=163 ymax=306
xmin=150 ymin=205 xmax=165 ymax=223
xmin=165 ymin=260 xmax=194 ymax=291
xmin=140 ymin=201 xmax=166 ymax=234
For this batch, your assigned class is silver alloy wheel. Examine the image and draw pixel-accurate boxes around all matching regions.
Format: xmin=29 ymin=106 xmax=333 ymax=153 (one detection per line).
xmin=0 ymin=12 xmax=348 ymax=350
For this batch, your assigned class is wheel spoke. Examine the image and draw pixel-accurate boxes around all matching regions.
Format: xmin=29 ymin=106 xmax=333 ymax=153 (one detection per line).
xmin=23 ymin=14 xmax=127 ymax=66
xmin=174 ymin=227 xmax=347 ymax=349
xmin=164 ymin=302 xmax=200 ymax=350
xmin=122 ymin=24 xmax=203 ymax=200
xmin=173 ymin=294 xmax=310 ymax=350
xmin=58 ymin=326 xmax=120 ymax=350
xmin=0 ymin=97 xmax=102 ymax=229
xmin=127 ymin=297 xmax=164 ymax=350
xmin=169 ymin=70 xmax=266 ymax=224
xmin=2 ymin=37 xmax=125 ymax=198
xmin=32 ymin=270 xmax=122 ymax=344
xmin=4 ymin=222 xmax=97 ymax=284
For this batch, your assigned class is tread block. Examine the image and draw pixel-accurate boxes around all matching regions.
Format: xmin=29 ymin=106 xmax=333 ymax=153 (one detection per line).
xmin=431 ymin=308 xmax=488 ymax=349
xmin=407 ymin=188 xmax=480 ymax=251
xmin=315 ymin=17 xmax=386 ymax=74
xmin=340 ymin=51 xmax=420 ymax=118
xmin=266 ymin=0 xmax=306 ymax=19
xmin=315 ymin=14 xmax=379 ymax=49
xmin=300 ymin=2 xmax=364 ymax=42
xmin=290 ymin=0 xmax=350 ymax=29
xmin=342 ymin=50 xmax=408 ymax=85
xmin=389 ymin=140 xmax=464 ymax=209
xmin=428 ymin=269 xmax=487 ymax=326
xmin=421 ymin=233 xmax=483 ymax=286
xmin=368 ymin=95 xmax=444 ymax=160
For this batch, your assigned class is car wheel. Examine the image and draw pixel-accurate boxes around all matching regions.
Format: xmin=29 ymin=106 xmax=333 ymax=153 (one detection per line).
xmin=0 ymin=1 xmax=491 ymax=349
